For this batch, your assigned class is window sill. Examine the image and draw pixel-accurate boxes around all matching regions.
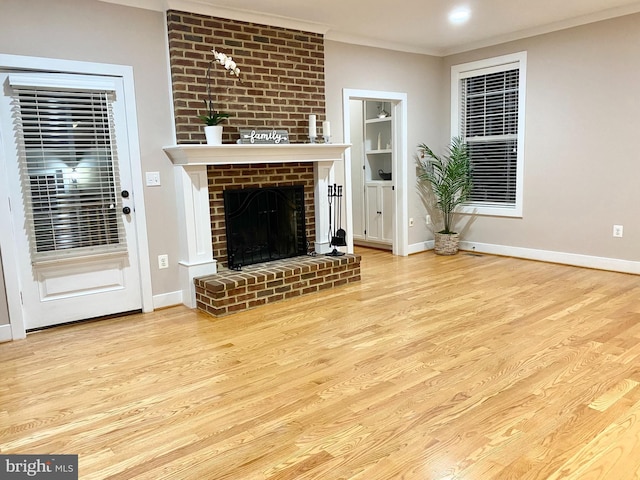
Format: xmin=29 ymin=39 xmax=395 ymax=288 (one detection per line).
xmin=460 ymin=203 xmax=523 ymax=218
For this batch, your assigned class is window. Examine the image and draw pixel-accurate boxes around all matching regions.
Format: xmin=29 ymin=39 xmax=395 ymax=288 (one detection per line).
xmin=8 ymin=73 xmax=127 ymax=263
xmin=452 ymin=52 xmax=526 ymax=217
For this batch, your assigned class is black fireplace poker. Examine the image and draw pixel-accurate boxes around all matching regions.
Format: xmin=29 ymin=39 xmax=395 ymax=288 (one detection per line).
xmin=326 ymin=184 xmax=346 ymax=257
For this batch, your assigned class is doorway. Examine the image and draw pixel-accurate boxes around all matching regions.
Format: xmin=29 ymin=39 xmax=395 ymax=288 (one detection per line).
xmin=342 ymin=89 xmax=408 ymax=256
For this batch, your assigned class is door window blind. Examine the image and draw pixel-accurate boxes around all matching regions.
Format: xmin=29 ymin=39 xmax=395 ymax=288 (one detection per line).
xmin=9 ymin=76 xmax=127 ymax=263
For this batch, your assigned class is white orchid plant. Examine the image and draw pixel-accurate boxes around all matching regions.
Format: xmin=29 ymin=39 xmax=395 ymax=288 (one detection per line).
xmin=213 ymin=49 xmax=241 ymax=78
xmin=199 ymin=48 xmax=242 ymax=126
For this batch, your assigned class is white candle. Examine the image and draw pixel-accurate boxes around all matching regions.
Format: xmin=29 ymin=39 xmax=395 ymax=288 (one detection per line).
xmin=308 ymin=114 xmax=316 ymax=138
xmin=322 ymin=120 xmax=330 ymax=137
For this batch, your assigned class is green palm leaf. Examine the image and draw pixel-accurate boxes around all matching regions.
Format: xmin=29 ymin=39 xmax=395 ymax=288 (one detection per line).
xmin=417 ymin=136 xmax=473 ymax=234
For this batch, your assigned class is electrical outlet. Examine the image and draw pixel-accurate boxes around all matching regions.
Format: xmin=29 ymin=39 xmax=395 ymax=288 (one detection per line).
xmin=146 ymin=171 xmax=161 ymax=186
xmin=613 ymin=225 xmax=624 ymax=238
xmin=158 ymin=254 xmax=169 ymax=269
xmin=409 ymin=217 xmax=414 ymax=227
xmin=425 ymin=215 xmax=431 ymax=225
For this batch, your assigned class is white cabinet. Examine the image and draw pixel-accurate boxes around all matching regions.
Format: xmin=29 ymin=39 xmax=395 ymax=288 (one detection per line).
xmin=351 ymin=100 xmax=394 ymax=247
xmin=365 ymin=183 xmax=394 ymax=244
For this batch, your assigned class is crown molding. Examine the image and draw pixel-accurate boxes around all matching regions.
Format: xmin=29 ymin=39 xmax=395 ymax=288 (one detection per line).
xmin=98 ymin=0 xmax=640 ymax=57
xmin=443 ymin=2 xmax=640 ymax=56
xmin=99 ymin=0 xmax=330 ymax=34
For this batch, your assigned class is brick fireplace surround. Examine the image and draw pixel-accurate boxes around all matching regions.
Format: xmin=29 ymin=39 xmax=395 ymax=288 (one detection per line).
xmin=163 ymin=144 xmax=358 ymax=316
xmin=164 ymin=11 xmax=360 ymax=316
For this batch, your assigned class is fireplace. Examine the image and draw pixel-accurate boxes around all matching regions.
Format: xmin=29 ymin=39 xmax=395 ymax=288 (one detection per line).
xmin=224 ymin=185 xmax=307 ymax=269
xmin=162 ymin=143 xmax=350 ymax=307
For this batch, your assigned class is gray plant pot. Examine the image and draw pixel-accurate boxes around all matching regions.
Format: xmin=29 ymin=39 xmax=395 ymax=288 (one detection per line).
xmin=434 ymin=232 xmax=460 ymax=255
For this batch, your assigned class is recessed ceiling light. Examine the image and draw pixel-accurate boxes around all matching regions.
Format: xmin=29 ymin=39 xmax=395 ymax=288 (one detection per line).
xmin=449 ymin=7 xmax=471 ymax=25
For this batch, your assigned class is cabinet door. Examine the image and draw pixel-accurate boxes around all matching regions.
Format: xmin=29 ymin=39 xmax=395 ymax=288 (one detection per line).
xmin=365 ymin=184 xmax=383 ymax=241
xmin=364 ymin=183 xmax=393 ymax=244
xmin=380 ymin=184 xmax=394 ymax=243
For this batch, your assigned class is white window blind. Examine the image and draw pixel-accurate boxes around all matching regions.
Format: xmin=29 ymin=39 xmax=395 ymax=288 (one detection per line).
xmin=452 ymin=52 xmax=526 ymax=217
xmin=9 ymin=76 xmax=127 ymax=263
xmin=461 ymin=67 xmax=519 ymax=206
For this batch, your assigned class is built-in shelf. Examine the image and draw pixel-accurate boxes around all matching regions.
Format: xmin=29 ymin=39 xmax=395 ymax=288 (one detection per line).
xmin=365 ymin=117 xmax=392 ymax=124
xmin=163 ymin=143 xmax=350 ymax=166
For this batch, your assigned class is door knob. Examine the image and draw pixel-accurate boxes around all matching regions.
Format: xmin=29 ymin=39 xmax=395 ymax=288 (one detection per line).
xmin=121 ymin=190 xmax=129 ymax=198
xmin=122 ymin=206 xmax=131 ymax=215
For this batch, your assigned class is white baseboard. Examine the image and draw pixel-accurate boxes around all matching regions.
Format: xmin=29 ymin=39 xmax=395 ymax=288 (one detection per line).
xmin=0 ymin=323 xmax=13 ymax=343
xmin=152 ymin=290 xmax=184 ymax=309
xmin=459 ymin=241 xmax=640 ymax=275
xmin=354 ymin=240 xmax=392 ymax=251
xmin=151 ymin=242 xmax=637 ymax=312
xmin=407 ymin=241 xmax=433 ymax=255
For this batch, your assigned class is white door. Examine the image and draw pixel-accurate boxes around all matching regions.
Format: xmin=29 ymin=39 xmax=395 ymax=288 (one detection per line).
xmin=0 ymin=72 xmax=142 ymax=330
xmin=0 ymin=251 xmax=9 ymax=327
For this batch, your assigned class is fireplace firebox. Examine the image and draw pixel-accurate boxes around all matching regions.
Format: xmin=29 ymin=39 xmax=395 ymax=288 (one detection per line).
xmin=223 ymin=185 xmax=307 ymax=269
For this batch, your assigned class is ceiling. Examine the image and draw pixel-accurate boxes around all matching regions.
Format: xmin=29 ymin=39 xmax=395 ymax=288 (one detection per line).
xmin=107 ymin=0 xmax=640 ymax=55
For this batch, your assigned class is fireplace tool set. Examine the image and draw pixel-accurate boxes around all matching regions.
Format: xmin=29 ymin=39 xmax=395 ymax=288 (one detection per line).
xmin=327 ymin=184 xmax=347 ymax=256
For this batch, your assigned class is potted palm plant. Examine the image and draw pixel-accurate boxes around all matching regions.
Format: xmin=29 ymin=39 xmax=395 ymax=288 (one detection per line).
xmin=417 ymin=136 xmax=472 ymax=255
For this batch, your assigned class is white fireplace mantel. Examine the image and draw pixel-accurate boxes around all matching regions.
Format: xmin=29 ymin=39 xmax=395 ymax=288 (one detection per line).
xmin=163 ymin=143 xmax=350 ymax=166
xmin=163 ymin=143 xmax=350 ymax=308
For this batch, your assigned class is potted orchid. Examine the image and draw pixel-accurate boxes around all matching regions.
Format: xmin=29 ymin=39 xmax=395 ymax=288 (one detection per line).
xmin=200 ymin=48 xmax=242 ymax=144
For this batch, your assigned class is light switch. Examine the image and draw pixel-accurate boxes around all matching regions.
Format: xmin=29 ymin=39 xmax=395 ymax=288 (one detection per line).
xmin=146 ymin=171 xmax=161 ymax=186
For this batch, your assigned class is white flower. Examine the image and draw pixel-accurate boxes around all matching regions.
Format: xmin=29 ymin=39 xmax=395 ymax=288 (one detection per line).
xmin=200 ymin=48 xmax=243 ymax=124
xmin=212 ymin=49 xmax=241 ymax=79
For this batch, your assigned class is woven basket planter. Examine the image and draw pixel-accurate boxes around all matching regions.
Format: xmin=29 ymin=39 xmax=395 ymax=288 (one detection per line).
xmin=434 ymin=232 xmax=460 ymax=255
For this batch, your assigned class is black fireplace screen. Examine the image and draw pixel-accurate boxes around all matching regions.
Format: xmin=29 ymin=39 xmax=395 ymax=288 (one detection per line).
xmin=223 ymin=185 xmax=307 ymax=269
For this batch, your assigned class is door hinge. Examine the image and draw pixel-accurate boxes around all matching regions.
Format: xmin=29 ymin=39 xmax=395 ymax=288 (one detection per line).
xmin=7 ymin=196 xmax=11 ymax=212
xmin=20 ymin=291 xmax=23 ymax=305
xmin=364 ymin=229 xmax=367 ymax=235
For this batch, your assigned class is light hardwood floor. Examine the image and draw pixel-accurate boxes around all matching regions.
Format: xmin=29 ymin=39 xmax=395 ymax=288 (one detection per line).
xmin=2 ymin=247 xmax=640 ymax=479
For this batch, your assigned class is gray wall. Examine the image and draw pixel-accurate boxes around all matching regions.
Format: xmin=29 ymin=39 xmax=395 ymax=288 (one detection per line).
xmin=0 ymin=0 xmax=181 ymax=305
xmin=441 ymin=13 xmax=640 ymax=261
xmin=1 ymin=1 xmax=637 ymax=328
xmin=324 ymin=41 xmax=444 ymax=246
xmin=325 ymin=14 xmax=640 ymax=262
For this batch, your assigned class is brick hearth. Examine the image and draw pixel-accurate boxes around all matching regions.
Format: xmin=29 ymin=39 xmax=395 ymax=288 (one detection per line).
xmin=195 ymin=254 xmax=361 ymax=317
